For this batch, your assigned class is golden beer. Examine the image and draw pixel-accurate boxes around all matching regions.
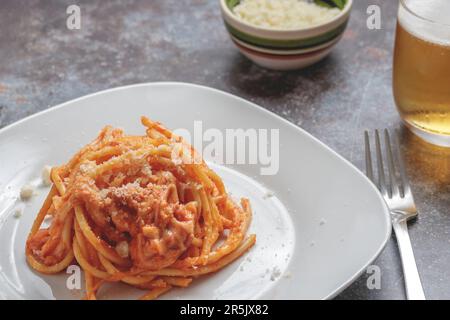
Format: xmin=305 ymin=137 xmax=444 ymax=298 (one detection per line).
xmin=393 ymin=0 xmax=450 ymax=145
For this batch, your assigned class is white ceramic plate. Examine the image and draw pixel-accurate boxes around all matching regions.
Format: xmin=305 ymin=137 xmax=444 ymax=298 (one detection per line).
xmin=0 ymin=82 xmax=390 ymax=300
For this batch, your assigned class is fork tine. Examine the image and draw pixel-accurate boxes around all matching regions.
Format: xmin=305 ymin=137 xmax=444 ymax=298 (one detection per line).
xmin=384 ymin=129 xmax=399 ymax=197
xmin=394 ymin=129 xmax=410 ymax=197
xmin=364 ymin=131 xmax=374 ymax=182
xmin=375 ymin=130 xmax=387 ymax=196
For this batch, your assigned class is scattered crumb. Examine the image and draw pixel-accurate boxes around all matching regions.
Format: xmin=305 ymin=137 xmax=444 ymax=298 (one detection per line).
xmin=310 ymin=241 xmax=315 ymax=247
xmin=319 ymin=218 xmax=326 ymax=226
xmin=115 ymin=241 xmax=129 ymax=258
xmin=240 ymin=265 xmax=244 ymax=272
xmin=79 ymin=161 xmax=95 ymax=174
xmin=283 ymin=271 xmax=292 ymax=279
xmin=270 ymin=267 xmax=282 ymax=281
xmin=41 ymin=165 xmax=52 ymax=186
xmin=263 ymin=190 xmax=274 ymax=199
xmin=20 ymin=184 xmax=35 ymax=200
xmin=13 ymin=208 xmax=23 ymax=218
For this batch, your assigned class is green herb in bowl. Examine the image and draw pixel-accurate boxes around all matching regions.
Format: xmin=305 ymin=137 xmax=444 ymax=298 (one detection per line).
xmin=220 ymin=0 xmax=353 ymax=70
xmin=314 ymin=0 xmax=347 ymax=10
xmin=227 ymin=0 xmax=348 ymax=11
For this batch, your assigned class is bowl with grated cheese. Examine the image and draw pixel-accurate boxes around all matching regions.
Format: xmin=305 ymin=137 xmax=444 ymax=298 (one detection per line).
xmin=220 ymin=0 xmax=352 ymax=70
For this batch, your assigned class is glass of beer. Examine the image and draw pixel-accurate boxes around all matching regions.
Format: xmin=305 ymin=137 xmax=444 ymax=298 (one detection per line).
xmin=393 ymin=0 xmax=450 ymax=146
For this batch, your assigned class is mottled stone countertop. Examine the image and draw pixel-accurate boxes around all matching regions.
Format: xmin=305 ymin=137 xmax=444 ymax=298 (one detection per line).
xmin=1 ymin=0 xmax=449 ymax=300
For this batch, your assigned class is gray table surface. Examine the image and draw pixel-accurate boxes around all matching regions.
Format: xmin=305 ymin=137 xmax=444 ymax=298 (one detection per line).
xmin=1 ymin=0 xmax=449 ymax=300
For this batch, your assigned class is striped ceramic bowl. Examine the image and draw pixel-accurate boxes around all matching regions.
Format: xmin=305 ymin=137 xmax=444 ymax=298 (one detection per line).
xmin=220 ymin=0 xmax=353 ymax=70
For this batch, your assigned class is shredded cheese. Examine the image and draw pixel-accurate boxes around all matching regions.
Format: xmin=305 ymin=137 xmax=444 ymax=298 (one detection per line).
xmin=20 ymin=184 xmax=35 ymax=200
xmin=233 ymin=0 xmax=340 ymax=29
xmin=42 ymin=165 xmax=52 ymax=186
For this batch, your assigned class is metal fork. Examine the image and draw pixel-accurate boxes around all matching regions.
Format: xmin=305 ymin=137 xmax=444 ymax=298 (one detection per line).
xmin=364 ymin=129 xmax=425 ymax=300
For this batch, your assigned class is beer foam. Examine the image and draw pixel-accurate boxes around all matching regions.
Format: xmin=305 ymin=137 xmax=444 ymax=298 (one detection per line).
xmin=398 ymin=0 xmax=450 ymax=46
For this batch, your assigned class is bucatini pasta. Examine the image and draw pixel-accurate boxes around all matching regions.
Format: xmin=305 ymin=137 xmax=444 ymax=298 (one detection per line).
xmin=26 ymin=116 xmax=255 ymax=300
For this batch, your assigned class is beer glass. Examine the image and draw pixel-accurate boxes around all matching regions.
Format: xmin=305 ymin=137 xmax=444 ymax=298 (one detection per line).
xmin=393 ymin=0 xmax=450 ymax=146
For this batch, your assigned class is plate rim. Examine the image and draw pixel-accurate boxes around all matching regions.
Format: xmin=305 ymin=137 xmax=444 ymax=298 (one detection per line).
xmin=0 ymin=81 xmax=392 ymax=300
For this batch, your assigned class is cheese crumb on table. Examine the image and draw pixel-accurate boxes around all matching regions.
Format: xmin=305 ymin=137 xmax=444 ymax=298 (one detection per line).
xmin=20 ymin=184 xmax=35 ymax=200
xmin=42 ymin=165 xmax=52 ymax=186
xmin=263 ymin=190 xmax=274 ymax=199
xmin=13 ymin=208 xmax=23 ymax=218
xmin=270 ymin=266 xmax=282 ymax=281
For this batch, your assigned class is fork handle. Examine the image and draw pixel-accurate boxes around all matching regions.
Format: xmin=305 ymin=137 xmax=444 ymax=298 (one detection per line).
xmin=393 ymin=219 xmax=426 ymax=300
